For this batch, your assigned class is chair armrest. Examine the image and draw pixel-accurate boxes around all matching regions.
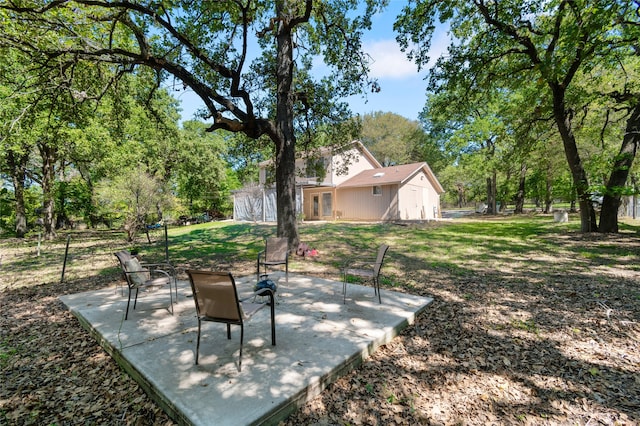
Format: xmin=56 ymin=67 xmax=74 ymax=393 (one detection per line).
xmin=254 ymin=287 xmax=275 ymax=298
xmin=123 ymin=267 xmax=165 ymax=286
xmin=140 ymin=261 xmax=174 ymax=270
xmin=342 ymin=257 xmax=376 ymax=269
xmin=149 ymin=268 xmax=171 ymax=279
xmin=142 ymin=263 xmax=176 ymax=279
xmin=241 ymin=288 xmax=275 ymax=304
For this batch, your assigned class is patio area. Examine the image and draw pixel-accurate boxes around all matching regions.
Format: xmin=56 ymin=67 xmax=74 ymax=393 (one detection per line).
xmin=59 ymin=272 xmax=433 ymax=425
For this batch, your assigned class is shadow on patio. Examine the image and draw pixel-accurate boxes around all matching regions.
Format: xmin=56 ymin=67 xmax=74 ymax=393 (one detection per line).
xmin=60 ymin=272 xmax=432 ymax=426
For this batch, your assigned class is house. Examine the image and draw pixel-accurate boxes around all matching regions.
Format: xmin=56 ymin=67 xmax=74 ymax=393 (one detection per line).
xmin=232 ymin=140 xmax=444 ymax=222
xmin=334 ymin=162 xmax=444 ymax=221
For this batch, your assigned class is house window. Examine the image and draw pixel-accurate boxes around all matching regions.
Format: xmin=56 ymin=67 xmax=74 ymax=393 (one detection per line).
xmin=373 ymin=186 xmax=382 ymax=196
xmin=322 ymin=192 xmax=332 ymax=216
xmin=306 ymin=157 xmax=327 ymax=179
xmin=264 ymin=166 xmax=275 ymax=185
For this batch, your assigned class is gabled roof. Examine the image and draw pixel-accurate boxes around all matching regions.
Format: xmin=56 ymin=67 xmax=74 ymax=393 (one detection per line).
xmin=338 ymin=162 xmax=445 ymax=193
xmin=350 ymin=140 xmax=383 ymax=169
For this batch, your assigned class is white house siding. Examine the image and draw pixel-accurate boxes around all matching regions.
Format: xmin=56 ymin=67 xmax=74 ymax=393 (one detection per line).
xmin=425 ymin=185 xmax=441 ymax=219
xmin=260 ymin=145 xmax=378 ymax=187
xmin=331 ymin=147 xmax=378 ymax=186
xmin=246 ymin=145 xmax=443 ymax=223
xmin=424 ymin=176 xmax=442 ymax=218
xmin=398 ymin=184 xmax=423 ymax=220
xmin=335 ymin=185 xmax=399 ymax=221
xmin=397 ymin=172 xmax=441 ymax=220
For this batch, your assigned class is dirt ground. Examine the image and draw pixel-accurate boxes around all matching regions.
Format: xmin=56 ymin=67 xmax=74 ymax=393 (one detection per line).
xmin=1 ymin=225 xmax=639 ymax=425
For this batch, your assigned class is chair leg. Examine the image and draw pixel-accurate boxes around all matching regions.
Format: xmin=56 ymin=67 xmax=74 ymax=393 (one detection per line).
xmin=227 ymin=323 xmax=231 ymax=339
xmin=342 ymin=272 xmax=347 ymax=304
xmin=238 ymin=325 xmax=244 ymax=372
xmin=173 ymin=275 xmax=178 ymax=302
xmin=195 ymin=320 xmax=201 ymax=365
xmin=375 ymin=278 xmax=381 ymax=304
xmin=125 ymin=289 xmax=133 ymax=320
xmin=269 ymin=292 xmax=276 ymax=346
xmin=133 ymin=288 xmax=140 ymax=310
xmin=256 ymin=258 xmax=261 ymax=284
xmin=168 ymin=283 xmax=174 ymax=315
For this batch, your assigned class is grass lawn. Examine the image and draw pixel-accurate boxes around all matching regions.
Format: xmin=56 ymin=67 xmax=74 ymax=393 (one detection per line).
xmin=1 ymin=213 xmax=639 ymax=425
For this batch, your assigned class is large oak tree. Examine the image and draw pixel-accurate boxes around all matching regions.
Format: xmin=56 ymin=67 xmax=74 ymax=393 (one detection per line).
xmin=396 ymin=0 xmax=640 ymax=232
xmin=1 ymin=0 xmax=383 ymax=246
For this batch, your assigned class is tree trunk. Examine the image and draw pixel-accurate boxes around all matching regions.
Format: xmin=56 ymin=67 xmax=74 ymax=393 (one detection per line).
xmin=39 ymin=142 xmax=57 ymax=240
xmin=456 ymin=183 xmax=465 ymax=208
xmin=7 ymin=150 xmax=29 ymax=238
xmin=492 ymin=172 xmax=497 ymax=213
xmin=55 ymin=163 xmax=71 ymax=229
xmin=551 ymin=84 xmax=597 ymax=232
xmin=633 ymin=176 xmax=639 ymax=220
xmin=544 ymin=172 xmax=553 ymax=214
xmin=13 ymin=178 xmax=28 ymax=237
xmin=599 ymin=101 xmax=640 ymax=233
xmin=514 ymin=163 xmax=526 ymax=214
xmin=486 ymin=172 xmax=497 ymax=214
xmin=274 ymin=3 xmax=299 ymax=249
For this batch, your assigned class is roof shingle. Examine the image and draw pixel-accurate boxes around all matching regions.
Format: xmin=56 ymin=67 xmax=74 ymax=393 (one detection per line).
xmin=338 ymin=162 xmax=437 ymax=189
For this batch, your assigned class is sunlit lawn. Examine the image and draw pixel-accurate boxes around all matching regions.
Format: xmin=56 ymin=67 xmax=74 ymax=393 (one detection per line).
xmin=2 ymin=213 xmax=639 ymax=290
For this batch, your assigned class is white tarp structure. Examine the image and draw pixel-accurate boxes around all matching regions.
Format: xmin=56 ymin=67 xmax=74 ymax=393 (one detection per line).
xmin=621 ymin=196 xmax=640 ymax=219
xmin=232 ymin=186 xmax=302 ymax=222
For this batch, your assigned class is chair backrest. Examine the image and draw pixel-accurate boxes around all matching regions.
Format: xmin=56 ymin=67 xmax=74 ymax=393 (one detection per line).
xmin=187 ymin=270 xmax=242 ymax=322
xmin=114 ymin=250 xmax=133 ymax=267
xmin=114 ymin=251 xmax=149 ymax=286
xmin=265 ymin=237 xmax=288 ymax=262
xmin=373 ymin=244 xmax=389 ymax=276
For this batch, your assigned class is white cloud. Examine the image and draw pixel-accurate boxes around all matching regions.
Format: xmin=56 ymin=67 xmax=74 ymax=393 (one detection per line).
xmin=365 ymin=29 xmax=449 ymax=80
xmin=365 ymin=39 xmax=418 ymax=79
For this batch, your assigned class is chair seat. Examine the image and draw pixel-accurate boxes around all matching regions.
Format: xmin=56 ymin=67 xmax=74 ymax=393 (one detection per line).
xmin=343 ymin=268 xmax=375 ymax=278
xmin=342 ymin=244 xmax=389 ymax=304
xmin=241 ymin=302 xmax=266 ymax=318
xmin=262 ymin=260 xmax=286 ymax=266
xmin=257 ymin=237 xmax=289 ymax=285
xmin=114 ymin=250 xmax=174 ymax=320
xmin=142 ymin=276 xmax=172 ymax=287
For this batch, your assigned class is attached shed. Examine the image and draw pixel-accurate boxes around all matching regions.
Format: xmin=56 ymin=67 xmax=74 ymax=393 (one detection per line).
xmin=336 ymin=162 xmax=444 ymax=221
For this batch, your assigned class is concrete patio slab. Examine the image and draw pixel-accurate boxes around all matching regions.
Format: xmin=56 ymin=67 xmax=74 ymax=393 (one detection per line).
xmin=60 ymin=272 xmax=432 ymax=425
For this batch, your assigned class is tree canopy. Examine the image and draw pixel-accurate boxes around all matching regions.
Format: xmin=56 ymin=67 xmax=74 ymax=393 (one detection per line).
xmin=0 ymin=0 xmax=386 ymax=246
xmin=359 ymin=111 xmax=448 ymax=170
xmin=396 ymin=0 xmax=640 ymax=232
xmin=2 ymin=1 xmax=639 ymax=237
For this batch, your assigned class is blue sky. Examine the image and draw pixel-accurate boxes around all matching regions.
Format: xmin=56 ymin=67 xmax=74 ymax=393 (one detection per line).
xmin=344 ymin=2 xmax=449 ymax=121
xmin=176 ymin=2 xmax=449 ymax=123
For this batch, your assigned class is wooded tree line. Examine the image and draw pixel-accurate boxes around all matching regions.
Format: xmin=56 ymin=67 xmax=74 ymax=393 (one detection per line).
xmin=396 ymin=0 xmax=640 ymax=232
xmin=0 ymin=0 xmax=381 ymax=247
xmin=0 ymin=0 xmax=638 ymax=242
xmin=0 ymin=55 xmax=241 ymax=240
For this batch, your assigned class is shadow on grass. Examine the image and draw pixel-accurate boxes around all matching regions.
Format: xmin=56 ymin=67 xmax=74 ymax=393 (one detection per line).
xmin=3 ymin=215 xmax=639 ymax=424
